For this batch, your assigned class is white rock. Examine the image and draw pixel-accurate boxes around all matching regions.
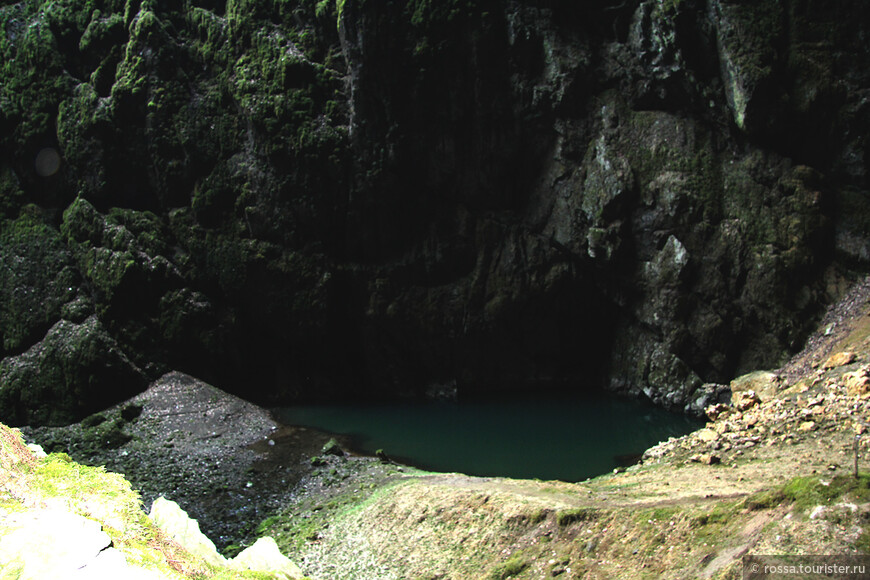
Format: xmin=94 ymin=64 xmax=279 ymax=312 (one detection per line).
xmin=25 ymin=443 xmax=47 ymax=458
xmin=70 ymin=546 xmax=169 ymax=580
xmin=231 ymin=536 xmax=306 ymax=579
xmin=697 ymin=428 xmax=720 ymax=442
xmin=0 ymin=508 xmax=171 ymax=580
xmin=149 ymin=496 xmax=226 ymax=567
xmin=0 ymin=509 xmax=109 ymax=574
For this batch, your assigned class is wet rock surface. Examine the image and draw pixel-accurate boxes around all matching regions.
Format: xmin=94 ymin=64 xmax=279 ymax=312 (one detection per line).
xmin=1 ymin=0 xmax=868 ymax=422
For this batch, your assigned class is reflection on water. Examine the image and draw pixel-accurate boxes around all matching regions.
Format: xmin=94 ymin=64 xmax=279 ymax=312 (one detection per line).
xmin=272 ymin=392 xmax=703 ymax=482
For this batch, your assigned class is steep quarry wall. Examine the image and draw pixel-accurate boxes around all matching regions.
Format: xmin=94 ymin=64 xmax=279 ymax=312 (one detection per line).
xmin=0 ymin=0 xmax=868 ymax=424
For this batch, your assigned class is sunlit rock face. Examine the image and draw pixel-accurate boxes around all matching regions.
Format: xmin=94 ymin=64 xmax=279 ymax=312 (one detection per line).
xmin=0 ymin=0 xmax=868 ymax=422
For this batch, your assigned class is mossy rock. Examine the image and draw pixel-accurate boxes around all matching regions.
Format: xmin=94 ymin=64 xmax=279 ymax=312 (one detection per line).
xmin=0 ymin=316 xmax=147 ymax=426
xmin=712 ymin=0 xmax=785 ymax=133
xmin=61 ymin=197 xmax=180 ymax=314
xmin=0 ymin=164 xmax=24 ymax=218
xmin=0 ymin=208 xmax=83 ymax=356
xmin=56 ymin=82 xmax=114 ymax=201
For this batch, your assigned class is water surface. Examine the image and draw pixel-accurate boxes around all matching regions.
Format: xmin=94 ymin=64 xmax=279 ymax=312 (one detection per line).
xmin=273 ymin=392 xmax=703 ymax=482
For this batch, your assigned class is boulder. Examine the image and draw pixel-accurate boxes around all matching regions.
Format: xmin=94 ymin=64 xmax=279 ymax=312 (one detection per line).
xmin=730 ymin=371 xmax=781 ymax=401
xmin=697 ymin=429 xmax=720 ymax=443
xmin=705 ymin=403 xmax=731 ymax=422
xmin=688 ymin=384 xmax=731 ymax=417
xmin=149 ymin=496 xmax=226 ymax=568
xmin=0 ymin=316 xmax=147 ymax=426
xmin=0 ymin=508 xmax=169 ymax=580
xmin=321 ymin=438 xmax=345 ymax=457
xmin=690 ymin=453 xmax=721 ymax=465
xmin=822 ymin=351 xmax=857 ymax=370
xmin=843 ymin=368 xmax=870 ymax=397
xmin=733 ymin=390 xmax=762 ymax=412
xmin=230 ymin=536 xmax=306 ymax=579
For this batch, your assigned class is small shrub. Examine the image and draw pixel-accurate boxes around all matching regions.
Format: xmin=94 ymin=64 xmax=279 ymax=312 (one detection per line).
xmin=557 ymin=508 xmax=598 ymax=526
xmin=743 ymin=488 xmax=786 ymax=511
xmin=490 ymin=555 xmax=530 ymax=579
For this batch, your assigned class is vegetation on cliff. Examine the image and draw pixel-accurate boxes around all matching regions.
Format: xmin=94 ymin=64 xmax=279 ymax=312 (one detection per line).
xmin=0 ymin=0 xmax=868 ymax=423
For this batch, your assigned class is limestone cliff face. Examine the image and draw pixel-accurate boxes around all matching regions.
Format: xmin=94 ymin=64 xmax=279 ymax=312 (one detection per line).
xmin=0 ymin=0 xmax=867 ymax=423
xmin=334 ymin=0 xmax=862 ymax=409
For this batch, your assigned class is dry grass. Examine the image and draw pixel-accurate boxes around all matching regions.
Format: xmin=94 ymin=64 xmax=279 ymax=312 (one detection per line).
xmin=0 ymin=423 xmax=37 ymax=503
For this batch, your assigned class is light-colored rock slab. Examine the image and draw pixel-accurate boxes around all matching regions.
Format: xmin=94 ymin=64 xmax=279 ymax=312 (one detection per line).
xmin=231 ymin=536 xmax=306 ymax=579
xmin=149 ymin=496 xmax=226 ymax=567
xmin=822 ymin=351 xmax=856 ymax=370
xmin=0 ymin=508 xmax=171 ymax=580
xmin=730 ymin=371 xmax=780 ymax=400
xmin=0 ymin=508 xmax=110 ymax=578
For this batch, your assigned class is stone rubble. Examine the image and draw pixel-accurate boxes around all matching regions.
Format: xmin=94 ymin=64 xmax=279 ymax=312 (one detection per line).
xmin=643 ymin=352 xmax=870 ymax=467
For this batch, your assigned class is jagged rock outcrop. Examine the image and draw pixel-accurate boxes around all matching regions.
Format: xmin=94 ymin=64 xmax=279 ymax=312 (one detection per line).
xmin=334 ymin=0 xmax=859 ymax=409
xmin=0 ymin=315 xmax=146 ymax=425
xmin=0 ymin=0 xmax=868 ymax=421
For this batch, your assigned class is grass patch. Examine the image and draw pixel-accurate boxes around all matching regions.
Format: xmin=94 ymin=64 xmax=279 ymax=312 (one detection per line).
xmin=689 ymin=501 xmax=743 ymax=546
xmin=692 ymin=505 xmax=732 ymax=527
xmin=489 ymin=555 xmax=530 ymax=579
xmin=260 ymin=475 xmax=405 ymax=555
xmin=743 ymin=488 xmax=787 ymax=511
xmin=783 ymin=473 xmax=870 ymax=511
xmin=557 ymin=507 xmax=599 ymax=526
xmin=743 ymin=473 xmax=870 ymax=514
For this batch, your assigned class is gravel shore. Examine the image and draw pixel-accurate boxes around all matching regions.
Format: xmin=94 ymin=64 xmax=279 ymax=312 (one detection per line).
xmin=22 ymin=371 xmax=336 ymax=551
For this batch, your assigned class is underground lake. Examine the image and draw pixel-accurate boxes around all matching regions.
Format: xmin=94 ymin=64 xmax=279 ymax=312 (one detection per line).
xmin=272 ymin=391 xmax=704 ymax=482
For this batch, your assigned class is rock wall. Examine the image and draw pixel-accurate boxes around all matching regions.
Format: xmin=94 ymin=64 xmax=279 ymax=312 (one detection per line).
xmin=0 ymin=0 xmax=868 ymax=423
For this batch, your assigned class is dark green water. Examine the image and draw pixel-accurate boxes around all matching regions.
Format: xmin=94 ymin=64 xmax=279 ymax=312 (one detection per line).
xmin=273 ymin=392 xmax=703 ymax=482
